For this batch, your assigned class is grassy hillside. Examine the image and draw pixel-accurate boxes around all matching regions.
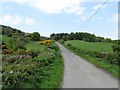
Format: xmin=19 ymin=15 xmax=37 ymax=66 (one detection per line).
xmin=26 ymin=41 xmax=46 ymax=52
xmin=2 ymin=34 xmax=64 ymax=88
xmin=65 ymin=40 xmax=114 ymax=53
xmin=0 ymin=35 xmax=12 ymax=43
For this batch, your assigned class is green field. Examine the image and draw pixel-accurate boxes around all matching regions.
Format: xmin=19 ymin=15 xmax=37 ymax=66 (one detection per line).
xmin=64 ymin=40 xmax=119 ymax=78
xmin=26 ymin=41 xmax=46 ymax=52
xmin=65 ymin=40 xmax=114 ymax=53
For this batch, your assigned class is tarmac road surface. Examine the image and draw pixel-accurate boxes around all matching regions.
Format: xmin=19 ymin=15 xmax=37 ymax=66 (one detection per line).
xmin=56 ymin=42 xmax=118 ymax=88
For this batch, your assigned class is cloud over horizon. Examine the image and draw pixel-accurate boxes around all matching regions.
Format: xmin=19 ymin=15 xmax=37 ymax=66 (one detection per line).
xmin=0 ymin=14 xmax=35 ymax=25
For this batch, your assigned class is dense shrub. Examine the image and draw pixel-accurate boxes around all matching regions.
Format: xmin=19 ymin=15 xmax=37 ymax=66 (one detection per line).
xmin=2 ymin=53 xmax=56 ymax=88
xmin=112 ymin=45 xmax=120 ymax=52
xmin=31 ymin=32 xmax=40 ymax=41
xmin=1 ymin=42 xmax=8 ymax=50
xmin=48 ymin=45 xmax=59 ymax=51
xmin=31 ymin=51 xmax=38 ymax=58
xmin=59 ymin=40 xmax=65 ymax=44
xmin=106 ymin=53 xmax=118 ymax=65
xmin=2 ymin=62 xmax=43 ymax=88
xmin=67 ymin=43 xmax=72 ymax=47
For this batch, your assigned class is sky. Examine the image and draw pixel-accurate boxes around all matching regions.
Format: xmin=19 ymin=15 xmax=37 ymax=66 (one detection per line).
xmin=0 ymin=0 xmax=119 ymax=40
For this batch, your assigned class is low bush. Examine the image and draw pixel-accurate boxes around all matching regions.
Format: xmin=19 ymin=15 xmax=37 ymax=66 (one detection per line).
xmin=2 ymin=61 xmax=43 ymax=88
xmin=48 ymin=45 xmax=59 ymax=51
xmin=1 ymin=42 xmax=8 ymax=50
xmin=59 ymin=40 xmax=65 ymax=44
xmin=31 ymin=51 xmax=38 ymax=58
xmin=67 ymin=43 xmax=72 ymax=47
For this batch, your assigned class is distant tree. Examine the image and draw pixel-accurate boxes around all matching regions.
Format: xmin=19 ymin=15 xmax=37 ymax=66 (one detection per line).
xmin=62 ymin=35 xmax=67 ymax=41
xmin=31 ymin=32 xmax=40 ymax=41
xmin=105 ymin=38 xmax=112 ymax=42
xmin=68 ymin=32 xmax=75 ymax=40
xmin=96 ymin=36 xmax=105 ymax=42
xmin=50 ymin=33 xmax=55 ymax=40
xmin=50 ymin=32 xmax=109 ymax=42
xmin=54 ymin=34 xmax=60 ymax=41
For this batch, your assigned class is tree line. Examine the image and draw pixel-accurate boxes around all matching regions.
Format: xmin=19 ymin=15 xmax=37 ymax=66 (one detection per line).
xmin=50 ymin=32 xmax=120 ymax=44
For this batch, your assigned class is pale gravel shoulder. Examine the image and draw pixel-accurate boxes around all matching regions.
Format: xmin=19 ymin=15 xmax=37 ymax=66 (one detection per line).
xmin=56 ymin=42 xmax=118 ymax=88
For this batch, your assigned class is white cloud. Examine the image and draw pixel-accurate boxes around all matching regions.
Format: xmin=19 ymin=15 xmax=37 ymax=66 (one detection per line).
xmin=29 ymin=0 xmax=84 ymax=14
xmin=1 ymin=0 xmax=119 ymax=3
xmin=1 ymin=14 xmax=22 ymax=25
xmin=1 ymin=0 xmax=30 ymax=3
xmin=0 ymin=14 xmax=35 ymax=25
xmin=93 ymin=4 xmax=107 ymax=10
xmin=12 ymin=0 xmax=85 ymax=15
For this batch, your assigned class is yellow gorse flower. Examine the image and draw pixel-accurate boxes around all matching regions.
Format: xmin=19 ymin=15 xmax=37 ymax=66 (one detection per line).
xmin=18 ymin=49 xmax=22 ymax=54
xmin=38 ymin=40 xmax=51 ymax=46
xmin=25 ymin=49 xmax=31 ymax=54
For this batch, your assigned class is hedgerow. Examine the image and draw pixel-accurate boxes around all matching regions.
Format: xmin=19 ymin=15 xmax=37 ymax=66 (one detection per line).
xmin=66 ymin=44 xmax=119 ymax=66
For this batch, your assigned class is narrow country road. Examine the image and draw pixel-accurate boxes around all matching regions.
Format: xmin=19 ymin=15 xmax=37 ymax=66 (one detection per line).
xmin=56 ymin=42 xmax=118 ymax=88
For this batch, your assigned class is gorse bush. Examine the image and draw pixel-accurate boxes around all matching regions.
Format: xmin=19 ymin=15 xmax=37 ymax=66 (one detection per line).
xmin=2 ymin=51 xmax=57 ymax=88
xmin=2 ymin=61 xmax=43 ymax=88
xmin=1 ymin=42 xmax=8 ymax=50
xmin=2 ymin=39 xmax=63 ymax=88
xmin=38 ymin=40 xmax=51 ymax=46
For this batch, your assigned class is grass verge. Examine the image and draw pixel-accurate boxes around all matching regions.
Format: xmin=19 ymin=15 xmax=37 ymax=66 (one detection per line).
xmin=25 ymin=41 xmax=64 ymax=88
xmin=40 ymin=53 xmax=64 ymax=88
